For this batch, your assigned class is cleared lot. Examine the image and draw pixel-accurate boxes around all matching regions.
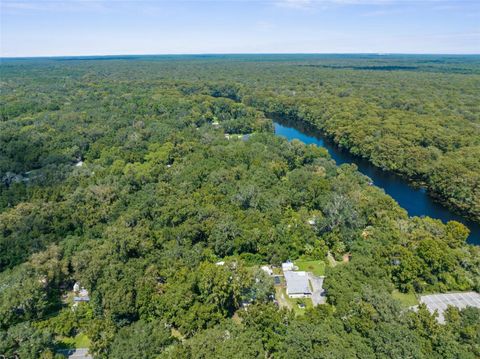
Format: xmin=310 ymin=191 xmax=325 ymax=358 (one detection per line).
xmin=294 ymin=260 xmax=326 ymax=277
xmin=419 ymin=292 xmax=480 ymax=323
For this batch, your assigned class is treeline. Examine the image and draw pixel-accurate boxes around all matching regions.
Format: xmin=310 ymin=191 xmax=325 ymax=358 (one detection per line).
xmin=242 ymin=90 xmax=480 ymax=223
xmin=0 ymin=56 xmax=479 ymax=358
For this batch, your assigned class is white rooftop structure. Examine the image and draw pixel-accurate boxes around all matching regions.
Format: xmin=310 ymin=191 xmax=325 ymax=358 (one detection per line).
xmin=282 ymin=261 xmax=294 ymax=272
xmin=261 ymin=265 xmax=273 ymax=276
xmin=419 ymin=292 xmax=480 ymax=324
xmin=284 ymin=271 xmax=311 ymax=298
xmin=73 ymin=287 xmax=90 ymax=303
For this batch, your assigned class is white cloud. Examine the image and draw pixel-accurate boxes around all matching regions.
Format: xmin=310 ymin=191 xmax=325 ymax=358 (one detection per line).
xmin=275 ymin=0 xmax=313 ymax=9
xmin=256 ymin=20 xmax=275 ymax=30
xmin=273 ymin=0 xmax=395 ymax=11
xmin=274 ymin=0 xmax=447 ymax=5
xmin=1 ymin=0 xmax=109 ymax=13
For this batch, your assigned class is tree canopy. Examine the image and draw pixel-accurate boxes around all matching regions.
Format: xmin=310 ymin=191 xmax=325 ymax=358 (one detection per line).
xmin=1 ymin=54 xmax=479 ymax=358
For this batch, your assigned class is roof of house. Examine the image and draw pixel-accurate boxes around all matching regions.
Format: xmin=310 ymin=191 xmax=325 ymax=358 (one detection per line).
xmin=284 ymin=271 xmax=311 ymax=295
xmin=74 ymin=296 xmax=90 ymax=302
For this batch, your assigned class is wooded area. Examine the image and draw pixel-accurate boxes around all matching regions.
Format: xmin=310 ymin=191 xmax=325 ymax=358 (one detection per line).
xmin=1 ymin=55 xmax=479 ymax=358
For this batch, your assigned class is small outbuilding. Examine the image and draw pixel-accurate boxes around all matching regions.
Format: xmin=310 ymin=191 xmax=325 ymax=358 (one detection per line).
xmin=282 ymin=261 xmax=294 ymax=272
xmin=73 ymin=287 xmax=90 ymax=303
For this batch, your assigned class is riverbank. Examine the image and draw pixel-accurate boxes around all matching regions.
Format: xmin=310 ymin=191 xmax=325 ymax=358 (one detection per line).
xmin=273 ymin=118 xmax=480 ymax=245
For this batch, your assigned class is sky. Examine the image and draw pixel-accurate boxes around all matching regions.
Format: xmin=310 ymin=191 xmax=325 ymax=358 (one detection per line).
xmin=1 ymin=0 xmax=479 ymax=57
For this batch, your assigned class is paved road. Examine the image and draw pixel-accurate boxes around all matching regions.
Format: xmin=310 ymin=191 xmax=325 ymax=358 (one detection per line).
xmin=309 ymin=274 xmax=326 ymax=306
xmin=57 ymin=348 xmax=92 ymax=359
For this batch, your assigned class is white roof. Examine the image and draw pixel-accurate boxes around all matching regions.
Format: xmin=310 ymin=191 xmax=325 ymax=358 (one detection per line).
xmin=282 ymin=262 xmax=294 ymax=271
xmin=261 ymin=265 xmax=272 ymax=273
xmin=284 ymin=271 xmax=311 ymax=295
xmin=419 ymin=292 xmax=480 ymax=324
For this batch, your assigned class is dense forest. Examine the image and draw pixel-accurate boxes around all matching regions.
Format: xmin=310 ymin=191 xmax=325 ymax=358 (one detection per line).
xmin=2 ymin=54 xmax=480 ymax=222
xmin=1 ymin=55 xmax=479 ymax=358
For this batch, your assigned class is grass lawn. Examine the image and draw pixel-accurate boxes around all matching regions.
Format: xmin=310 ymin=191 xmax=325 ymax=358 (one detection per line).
xmin=294 ymin=260 xmax=326 ymax=276
xmin=272 ymin=266 xmax=283 ymax=275
xmin=275 ymin=286 xmax=313 ymax=316
xmin=57 ymin=333 xmax=91 ymax=349
xmin=392 ymin=290 xmax=418 ymax=307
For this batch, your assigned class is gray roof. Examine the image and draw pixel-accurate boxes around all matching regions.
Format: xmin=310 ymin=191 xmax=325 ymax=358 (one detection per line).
xmin=57 ymin=348 xmax=92 ymax=359
xmin=419 ymin=292 xmax=480 ymax=323
xmin=74 ymin=296 xmax=90 ymax=302
xmin=284 ymin=271 xmax=311 ymax=295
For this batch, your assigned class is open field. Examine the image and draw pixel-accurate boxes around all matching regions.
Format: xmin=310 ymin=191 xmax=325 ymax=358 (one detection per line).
xmin=392 ymin=290 xmax=418 ymax=307
xmin=57 ymin=333 xmax=91 ymax=349
xmin=294 ymin=260 xmax=326 ymax=277
xmin=275 ymin=286 xmax=313 ymax=316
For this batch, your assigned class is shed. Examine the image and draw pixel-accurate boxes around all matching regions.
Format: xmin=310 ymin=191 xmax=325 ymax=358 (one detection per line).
xmin=73 ymin=287 xmax=90 ymax=303
xmin=282 ymin=261 xmax=294 ymax=272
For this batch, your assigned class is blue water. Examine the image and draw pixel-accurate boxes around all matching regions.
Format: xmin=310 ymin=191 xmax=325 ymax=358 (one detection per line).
xmin=274 ymin=120 xmax=480 ymax=245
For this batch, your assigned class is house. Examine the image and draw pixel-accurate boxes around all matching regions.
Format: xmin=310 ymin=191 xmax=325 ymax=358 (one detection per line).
xmin=282 ymin=261 xmax=294 ymax=272
xmin=74 ymin=287 xmax=90 ymax=303
xmin=224 ymin=133 xmax=251 ymax=141
xmin=73 ymin=296 xmax=90 ymax=302
xmin=284 ymin=271 xmax=312 ymax=298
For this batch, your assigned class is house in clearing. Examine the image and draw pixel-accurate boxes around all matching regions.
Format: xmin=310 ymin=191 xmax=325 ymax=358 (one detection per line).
xmin=284 ymin=271 xmax=312 ymax=298
xmin=73 ymin=285 xmax=90 ymax=303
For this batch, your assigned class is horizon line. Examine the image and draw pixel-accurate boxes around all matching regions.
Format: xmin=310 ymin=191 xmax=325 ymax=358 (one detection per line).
xmin=2 ymin=52 xmax=480 ymax=60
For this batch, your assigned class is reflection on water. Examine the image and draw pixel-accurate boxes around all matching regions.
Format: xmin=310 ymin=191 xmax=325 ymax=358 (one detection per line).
xmin=273 ymin=119 xmax=479 ymax=245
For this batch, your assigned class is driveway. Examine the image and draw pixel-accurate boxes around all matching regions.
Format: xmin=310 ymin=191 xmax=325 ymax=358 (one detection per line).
xmin=309 ymin=274 xmax=326 ymax=306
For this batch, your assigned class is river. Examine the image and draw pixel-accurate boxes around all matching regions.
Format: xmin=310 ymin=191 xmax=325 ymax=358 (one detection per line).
xmin=273 ymin=119 xmax=480 ymax=245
